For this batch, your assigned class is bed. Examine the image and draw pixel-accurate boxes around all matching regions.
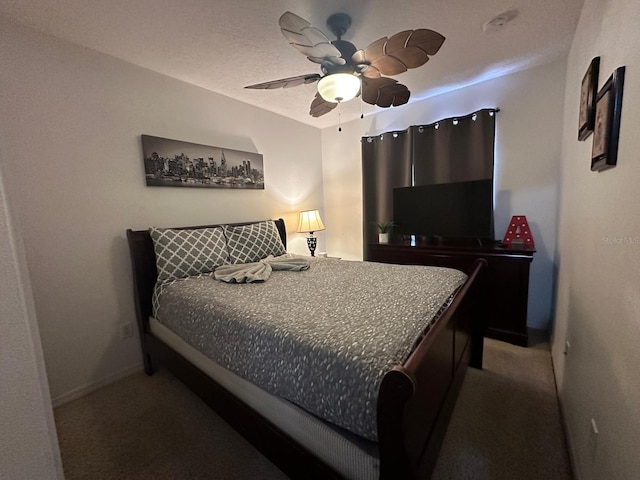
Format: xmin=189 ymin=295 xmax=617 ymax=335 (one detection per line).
xmin=126 ymin=218 xmax=487 ymax=479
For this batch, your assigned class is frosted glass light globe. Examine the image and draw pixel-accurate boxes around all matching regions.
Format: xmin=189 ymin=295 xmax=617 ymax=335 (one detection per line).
xmin=317 ymin=74 xmax=361 ymax=103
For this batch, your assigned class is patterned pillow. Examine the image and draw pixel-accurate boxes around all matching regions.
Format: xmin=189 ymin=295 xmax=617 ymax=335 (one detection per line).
xmin=150 ymin=226 xmax=229 ymax=282
xmin=224 ymin=221 xmax=286 ymax=264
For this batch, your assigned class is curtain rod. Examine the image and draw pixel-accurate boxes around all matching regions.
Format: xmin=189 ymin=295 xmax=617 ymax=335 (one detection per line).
xmin=412 ymin=107 xmax=500 ymax=129
xmin=361 ymin=108 xmax=500 ymax=141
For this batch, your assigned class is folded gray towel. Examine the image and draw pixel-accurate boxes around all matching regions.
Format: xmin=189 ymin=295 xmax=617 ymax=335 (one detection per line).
xmin=214 ymin=254 xmax=310 ymax=283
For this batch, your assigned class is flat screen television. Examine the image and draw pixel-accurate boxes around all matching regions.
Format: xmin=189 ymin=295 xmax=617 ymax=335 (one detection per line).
xmin=393 ymin=179 xmax=494 ymax=241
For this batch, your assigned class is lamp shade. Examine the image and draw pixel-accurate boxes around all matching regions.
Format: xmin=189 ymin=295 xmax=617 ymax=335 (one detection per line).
xmin=317 ymin=73 xmax=361 ymax=103
xmin=298 ymin=209 xmax=325 ymax=233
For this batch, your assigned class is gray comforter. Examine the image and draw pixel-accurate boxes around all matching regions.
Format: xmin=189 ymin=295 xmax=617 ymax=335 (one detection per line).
xmin=153 ymin=257 xmax=467 ymax=441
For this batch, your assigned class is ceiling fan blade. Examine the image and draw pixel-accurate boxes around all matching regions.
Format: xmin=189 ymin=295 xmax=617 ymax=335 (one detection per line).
xmin=385 ymin=30 xmax=412 ymax=52
xmin=307 ymin=56 xmax=347 ymax=66
xmin=291 ymin=42 xmax=342 ymax=59
xmin=279 ymin=11 xmax=311 ymax=33
xmin=407 ymin=29 xmax=446 ymax=56
xmin=282 ymin=26 xmax=335 ymax=50
xmin=309 ymin=93 xmax=338 ymax=117
xmin=360 ymin=65 xmax=381 ymax=78
xmin=301 ymin=26 xmax=333 ymax=46
xmin=362 ymin=37 xmax=388 ymax=63
xmin=361 ymin=35 xmax=407 ymax=75
xmin=360 ymin=29 xmax=445 ymax=75
xmin=361 ymin=77 xmax=396 ymax=105
xmin=370 ymin=55 xmax=408 ymax=76
xmin=362 ymin=77 xmax=410 ymax=108
xmin=281 ymin=28 xmax=310 ymax=46
xmin=279 ymin=11 xmax=343 ymax=64
xmin=351 ymin=49 xmax=366 ymax=64
xmin=385 ymin=30 xmax=429 ymax=69
xmin=385 ymin=83 xmax=411 ymax=107
xmin=353 ymin=50 xmax=381 ymax=77
xmin=245 ymin=74 xmax=321 ymax=90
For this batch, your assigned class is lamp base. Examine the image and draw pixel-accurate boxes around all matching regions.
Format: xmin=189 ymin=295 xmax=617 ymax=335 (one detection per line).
xmin=306 ymin=235 xmax=318 ymax=257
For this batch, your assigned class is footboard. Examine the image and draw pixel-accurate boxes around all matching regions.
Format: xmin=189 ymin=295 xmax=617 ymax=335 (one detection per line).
xmin=377 ymin=258 xmax=486 ymax=479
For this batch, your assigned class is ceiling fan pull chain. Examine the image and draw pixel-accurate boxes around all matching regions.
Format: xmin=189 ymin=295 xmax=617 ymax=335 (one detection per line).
xmin=360 ymin=80 xmax=364 ymax=119
xmin=337 ymin=101 xmax=342 ymax=132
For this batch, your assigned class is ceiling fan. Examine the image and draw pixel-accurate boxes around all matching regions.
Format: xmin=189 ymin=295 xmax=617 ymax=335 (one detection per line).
xmin=245 ymin=11 xmax=445 ymax=118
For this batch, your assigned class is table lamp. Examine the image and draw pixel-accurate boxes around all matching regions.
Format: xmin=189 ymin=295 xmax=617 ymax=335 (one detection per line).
xmin=298 ymin=209 xmax=325 ymax=257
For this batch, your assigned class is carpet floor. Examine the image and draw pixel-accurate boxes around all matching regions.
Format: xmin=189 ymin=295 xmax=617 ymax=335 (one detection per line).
xmin=54 ymin=334 xmax=572 ymax=479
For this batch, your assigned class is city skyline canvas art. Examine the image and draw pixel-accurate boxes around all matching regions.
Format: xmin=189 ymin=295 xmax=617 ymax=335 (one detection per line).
xmin=141 ymin=135 xmax=265 ymax=189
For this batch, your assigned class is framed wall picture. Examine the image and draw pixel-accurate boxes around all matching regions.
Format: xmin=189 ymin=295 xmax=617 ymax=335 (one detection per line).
xmin=578 ymin=57 xmax=600 ymax=141
xmin=591 ymin=66 xmax=625 ymax=172
xmin=141 ymin=135 xmax=264 ymax=189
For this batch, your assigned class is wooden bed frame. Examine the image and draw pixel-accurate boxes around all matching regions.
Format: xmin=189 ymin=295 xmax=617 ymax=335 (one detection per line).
xmin=126 ymin=218 xmax=487 ymax=479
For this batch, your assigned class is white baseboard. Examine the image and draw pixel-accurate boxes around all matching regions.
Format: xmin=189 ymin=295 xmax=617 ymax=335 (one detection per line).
xmin=51 ymin=364 xmax=143 ymax=407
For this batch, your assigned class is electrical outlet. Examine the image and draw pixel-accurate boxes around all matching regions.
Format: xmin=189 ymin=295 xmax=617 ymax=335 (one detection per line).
xmin=564 ymin=340 xmax=571 ymax=355
xmin=119 ymin=322 xmax=134 ymax=339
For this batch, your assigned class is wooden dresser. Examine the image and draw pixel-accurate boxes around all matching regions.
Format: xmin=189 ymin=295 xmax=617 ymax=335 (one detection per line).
xmin=367 ymin=241 xmax=535 ymax=346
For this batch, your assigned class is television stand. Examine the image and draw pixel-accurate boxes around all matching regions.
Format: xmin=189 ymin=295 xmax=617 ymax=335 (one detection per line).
xmin=402 ymin=235 xmax=495 ymax=248
xmin=366 ymin=240 xmax=534 ymax=346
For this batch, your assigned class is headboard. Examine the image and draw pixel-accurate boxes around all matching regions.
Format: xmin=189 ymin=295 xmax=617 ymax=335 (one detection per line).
xmin=126 ymin=219 xmax=287 ymax=332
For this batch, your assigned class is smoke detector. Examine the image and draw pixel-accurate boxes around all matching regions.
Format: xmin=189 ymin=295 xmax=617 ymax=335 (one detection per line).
xmin=483 ymin=10 xmax=518 ymax=33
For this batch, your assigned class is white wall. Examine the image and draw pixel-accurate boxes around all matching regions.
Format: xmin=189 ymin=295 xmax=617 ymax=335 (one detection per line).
xmin=552 ymin=1 xmax=640 ymax=479
xmin=0 ymin=162 xmax=63 ymax=478
xmin=321 ymin=60 xmax=567 ymax=330
xmin=0 ymin=18 xmax=324 ymax=402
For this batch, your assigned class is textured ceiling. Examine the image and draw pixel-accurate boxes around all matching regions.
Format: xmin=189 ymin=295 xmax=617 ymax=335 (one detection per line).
xmin=0 ymin=0 xmax=584 ymax=129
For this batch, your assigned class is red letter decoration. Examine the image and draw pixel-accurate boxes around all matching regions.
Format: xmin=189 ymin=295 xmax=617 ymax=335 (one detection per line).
xmin=503 ymin=216 xmax=534 ymax=246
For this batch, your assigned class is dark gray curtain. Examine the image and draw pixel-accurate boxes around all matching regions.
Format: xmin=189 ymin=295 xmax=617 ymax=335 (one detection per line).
xmin=412 ymin=109 xmax=496 ymax=185
xmin=361 ymin=109 xmax=497 ymax=255
xmin=361 ymin=130 xmax=412 ymax=256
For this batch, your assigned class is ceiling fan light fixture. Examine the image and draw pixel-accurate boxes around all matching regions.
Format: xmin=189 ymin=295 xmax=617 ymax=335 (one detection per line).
xmin=317 ymin=73 xmax=361 ymax=103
